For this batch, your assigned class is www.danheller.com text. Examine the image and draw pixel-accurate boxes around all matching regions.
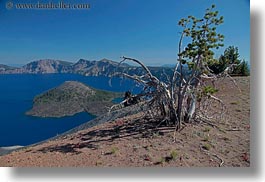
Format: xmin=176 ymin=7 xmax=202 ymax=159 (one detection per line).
xmin=6 ymin=1 xmax=90 ymax=10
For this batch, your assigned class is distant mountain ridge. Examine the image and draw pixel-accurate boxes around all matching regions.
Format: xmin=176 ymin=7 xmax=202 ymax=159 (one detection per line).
xmin=0 ymin=59 xmax=128 ymax=75
xmin=70 ymin=58 xmax=130 ymax=76
xmin=0 ymin=59 xmax=72 ymax=74
xmin=0 ymin=58 xmax=176 ymax=78
xmin=0 ymin=64 xmax=17 ymax=72
xmin=21 ymin=59 xmax=73 ymax=74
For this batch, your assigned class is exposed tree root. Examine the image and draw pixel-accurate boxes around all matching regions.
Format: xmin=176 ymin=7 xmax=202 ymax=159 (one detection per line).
xmin=200 ymin=145 xmax=225 ymax=167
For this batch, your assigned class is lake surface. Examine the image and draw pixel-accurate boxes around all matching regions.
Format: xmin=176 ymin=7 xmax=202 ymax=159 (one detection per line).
xmin=0 ymin=74 xmax=138 ymax=146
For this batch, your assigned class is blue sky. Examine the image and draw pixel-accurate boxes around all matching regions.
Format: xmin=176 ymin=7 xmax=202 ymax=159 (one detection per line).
xmin=0 ymin=0 xmax=250 ymax=66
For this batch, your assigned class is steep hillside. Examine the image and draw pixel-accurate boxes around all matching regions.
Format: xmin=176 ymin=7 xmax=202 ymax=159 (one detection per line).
xmin=0 ymin=77 xmax=250 ymax=167
xmin=21 ymin=59 xmax=73 ymax=74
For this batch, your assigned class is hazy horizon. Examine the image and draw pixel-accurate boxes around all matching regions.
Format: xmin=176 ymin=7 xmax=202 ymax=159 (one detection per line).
xmin=0 ymin=57 xmax=177 ymax=67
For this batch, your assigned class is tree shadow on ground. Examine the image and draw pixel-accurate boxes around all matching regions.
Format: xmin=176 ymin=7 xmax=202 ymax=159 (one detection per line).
xmin=37 ymin=143 xmax=98 ymax=155
xmin=36 ymin=116 xmax=175 ymax=155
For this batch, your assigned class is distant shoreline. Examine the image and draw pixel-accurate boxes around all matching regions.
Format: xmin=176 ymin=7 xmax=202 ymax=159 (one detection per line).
xmin=0 ymin=146 xmax=24 ymax=156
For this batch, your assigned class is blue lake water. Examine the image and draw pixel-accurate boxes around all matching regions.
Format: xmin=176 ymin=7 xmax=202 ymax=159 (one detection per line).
xmin=0 ymin=74 xmax=139 ymax=147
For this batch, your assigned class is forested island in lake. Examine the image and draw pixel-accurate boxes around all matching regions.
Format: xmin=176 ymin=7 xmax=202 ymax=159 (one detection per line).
xmin=26 ymin=81 xmax=123 ymax=118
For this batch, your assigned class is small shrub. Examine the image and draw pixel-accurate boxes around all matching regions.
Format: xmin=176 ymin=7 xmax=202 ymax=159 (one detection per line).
xmin=202 ymin=143 xmax=211 ymax=151
xmin=110 ymin=146 xmax=119 ymax=154
xmin=202 ymin=86 xmax=219 ymax=96
xmin=170 ymin=150 xmax=178 ymax=160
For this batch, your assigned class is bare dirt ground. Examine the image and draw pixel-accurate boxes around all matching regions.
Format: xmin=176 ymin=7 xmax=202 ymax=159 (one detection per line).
xmin=0 ymin=77 xmax=250 ymax=167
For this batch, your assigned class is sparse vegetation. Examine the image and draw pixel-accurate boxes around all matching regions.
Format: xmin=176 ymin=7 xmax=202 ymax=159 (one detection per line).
xmin=0 ymin=77 xmax=250 ymax=167
xmin=0 ymin=0 xmax=250 ymax=168
xmin=34 ymin=83 xmax=121 ymax=104
xmin=202 ymin=143 xmax=211 ymax=151
xmin=27 ymin=81 xmax=122 ymax=117
xmin=110 ymin=146 xmax=119 ymax=155
xmin=170 ymin=150 xmax=178 ymax=160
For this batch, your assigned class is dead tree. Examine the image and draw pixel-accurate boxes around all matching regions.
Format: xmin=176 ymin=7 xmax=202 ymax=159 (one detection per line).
xmin=111 ymin=5 xmax=239 ymax=132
